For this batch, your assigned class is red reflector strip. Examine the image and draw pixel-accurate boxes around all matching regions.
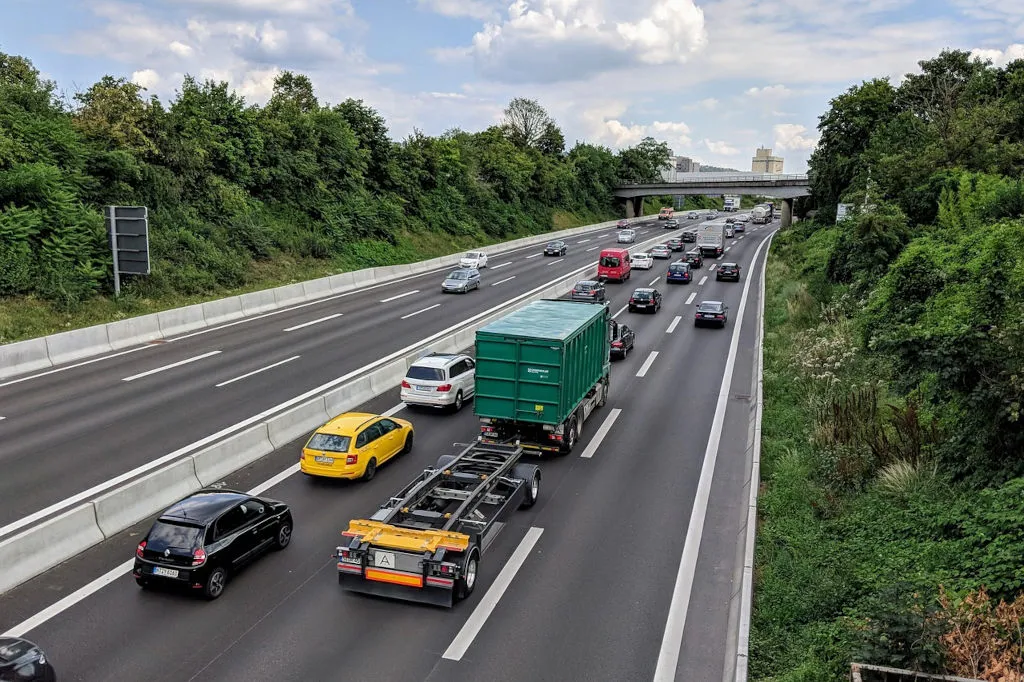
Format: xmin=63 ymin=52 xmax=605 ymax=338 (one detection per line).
xmin=426 ymin=576 xmax=454 ymax=588
xmin=366 ymin=568 xmax=424 ymax=588
xmin=341 ymin=531 xmax=362 ymax=538
xmin=338 ymin=563 xmax=362 ymax=574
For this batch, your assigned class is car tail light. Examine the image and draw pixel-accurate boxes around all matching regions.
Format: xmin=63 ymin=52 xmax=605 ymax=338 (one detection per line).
xmin=437 ymin=383 xmax=452 ymax=392
xmin=629 ymin=298 xmax=635 ymax=303
xmin=716 ymin=314 xmax=725 ymax=319
xmin=136 ymin=541 xmax=146 ymax=559
xmin=612 ymin=341 xmax=622 ymax=348
xmin=192 ymin=548 xmax=207 ymax=567
xmin=401 ymin=380 xmax=411 ymax=389
xmin=346 ymin=454 xmax=358 ymax=465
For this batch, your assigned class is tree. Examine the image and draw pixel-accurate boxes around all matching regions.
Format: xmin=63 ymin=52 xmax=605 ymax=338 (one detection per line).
xmin=334 ymin=98 xmax=395 ymax=190
xmin=502 ymin=97 xmax=558 ymax=150
xmin=616 ymin=136 xmax=671 ymax=183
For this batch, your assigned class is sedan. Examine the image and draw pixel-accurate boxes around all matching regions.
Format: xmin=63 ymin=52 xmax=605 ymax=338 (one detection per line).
xmin=609 ymin=322 xmax=635 ymax=359
xmin=628 ymin=287 xmax=663 ymax=313
xmin=650 ymin=245 xmax=671 ymax=259
xmin=133 ymin=489 xmax=294 ymax=599
xmin=694 ymin=300 xmax=729 ymax=328
xmin=680 ymin=231 xmax=697 ymax=243
xmin=666 ymin=237 xmax=684 ymax=251
xmin=0 ymin=638 xmax=56 ymax=681
xmin=616 ymin=219 xmax=630 ymax=228
xmin=545 ymin=240 xmax=568 ymax=256
xmin=734 ymin=222 xmax=745 ymax=232
xmin=631 ymin=252 xmax=654 ymax=269
xmin=687 ymin=212 xmax=698 ymax=219
xmin=570 ymin=279 xmax=607 ymax=302
xmin=441 ymin=268 xmax=481 ymax=293
xmin=302 ymin=412 xmax=415 ymax=481
xmin=664 ymin=219 xmax=679 ymax=229
xmin=684 ymin=250 xmax=704 ymax=268
xmin=717 ymin=262 xmax=741 ymax=281
xmin=617 ymin=229 xmax=637 ymax=244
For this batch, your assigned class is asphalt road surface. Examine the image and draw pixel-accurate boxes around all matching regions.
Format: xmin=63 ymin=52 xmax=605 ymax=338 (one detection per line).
xmin=0 ymin=221 xmax=774 ymax=682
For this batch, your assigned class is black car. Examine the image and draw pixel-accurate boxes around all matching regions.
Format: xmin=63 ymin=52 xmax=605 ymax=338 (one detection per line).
xmin=680 ymin=231 xmax=696 ymax=243
xmin=134 ymin=489 xmax=293 ymax=600
xmin=666 ymin=237 xmax=684 ymax=251
xmin=684 ymin=249 xmax=704 ymax=269
xmin=609 ymin=321 xmax=635 ymax=359
xmin=694 ymin=301 xmax=729 ymax=328
xmin=717 ymin=262 xmax=741 ymax=281
xmin=628 ymin=287 xmax=663 ymax=313
xmin=570 ymin=279 xmax=606 ymax=302
xmin=544 ymin=240 xmax=567 ymax=256
xmin=664 ymin=219 xmax=679 ymax=228
xmin=725 ymin=217 xmax=736 ymax=224
xmin=0 ymin=638 xmax=56 ymax=682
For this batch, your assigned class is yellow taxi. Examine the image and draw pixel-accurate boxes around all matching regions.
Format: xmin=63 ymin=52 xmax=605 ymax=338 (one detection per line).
xmin=300 ymin=412 xmax=414 ymax=481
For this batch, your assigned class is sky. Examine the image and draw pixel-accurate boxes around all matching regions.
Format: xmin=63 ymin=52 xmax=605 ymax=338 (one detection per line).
xmin=3 ymin=0 xmax=1024 ymax=173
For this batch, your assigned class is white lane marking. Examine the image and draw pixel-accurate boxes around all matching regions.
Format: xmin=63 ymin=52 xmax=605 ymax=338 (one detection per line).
xmin=121 ymin=351 xmax=222 ymax=383
xmin=577 ymin=239 xmax=591 ymax=244
xmin=666 ymin=316 xmax=681 ymax=334
xmin=215 ymin=356 xmax=301 ymax=388
xmin=382 ymin=403 xmax=406 ymax=417
xmin=579 ymin=409 xmax=622 ymax=459
xmin=546 ymin=258 xmax=564 ymax=267
xmin=490 ymin=262 xmax=513 ymax=270
xmin=526 ymin=253 xmax=542 ymax=259
xmin=0 ymin=345 xmax=156 ymax=389
xmin=709 ymin=264 xmax=717 ymax=271
xmin=401 ymin=304 xmax=441 ymax=320
xmin=443 ymin=527 xmax=545 ymax=661
xmin=653 ymin=231 xmax=775 ymax=682
xmin=636 ymin=351 xmax=659 ymax=378
xmin=725 ymin=246 xmax=732 ymax=252
xmin=380 ymin=290 xmax=420 ymax=303
xmin=612 ymin=304 xmax=628 ymax=319
xmin=586 ymin=246 xmax=600 ymax=252
xmin=685 ymin=293 xmax=697 ymax=305
xmin=737 ymin=236 xmax=744 ymax=240
xmin=491 ymin=276 xmax=516 ymax=287
xmin=649 ymin=277 xmax=660 ymax=286
xmin=698 ymin=276 xmax=708 ymax=286
xmin=282 ymin=313 xmax=343 ymax=332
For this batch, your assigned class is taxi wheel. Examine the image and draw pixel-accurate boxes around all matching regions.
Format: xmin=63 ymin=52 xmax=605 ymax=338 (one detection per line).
xmin=401 ymin=432 xmax=414 ymax=454
xmin=362 ymin=458 xmax=378 ymax=482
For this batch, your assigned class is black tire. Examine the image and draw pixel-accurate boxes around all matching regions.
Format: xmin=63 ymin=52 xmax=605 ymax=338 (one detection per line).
xmin=597 ymin=380 xmax=608 ymax=408
xmin=457 ymin=548 xmax=480 ymax=601
xmin=274 ymin=520 xmax=293 ymax=550
xmin=203 ymin=566 xmax=227 ymax=600
xmin=453 ymin=390 xmax=464 ymax=412
xmin=560 ymin=417 xmax=578 ymax=455
xmin=135 ymin=577 xmax=150 ymax=589
xmin=515 ymin=464 xmax=541 ymax=509
xmin=362 ymin=457 xmax=378 ymax=481
xmin=401 ymin=431 xmax=414 ymax=454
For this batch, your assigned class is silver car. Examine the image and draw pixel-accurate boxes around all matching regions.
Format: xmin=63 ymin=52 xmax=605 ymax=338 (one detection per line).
xmin=650 ymin=245 xmax=671 ymax=259
xmin=441 ymin=268 xmax=480 ymax=293
xmin=617 ymin=229 xmax=636 ymax=243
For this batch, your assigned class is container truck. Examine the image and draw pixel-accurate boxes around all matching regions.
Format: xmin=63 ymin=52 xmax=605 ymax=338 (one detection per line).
xmin=475 ymin=299 xmax=611 ymax=455
xmin=696 ymin=222 xmax=726 ymax=257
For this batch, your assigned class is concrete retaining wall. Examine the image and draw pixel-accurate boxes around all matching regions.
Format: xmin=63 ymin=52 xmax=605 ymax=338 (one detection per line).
xmin=0 ymin=504 xmax=105 ymax=595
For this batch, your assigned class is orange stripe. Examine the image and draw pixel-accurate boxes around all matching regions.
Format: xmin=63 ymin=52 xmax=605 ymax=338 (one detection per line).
xmin=366 ymin=568 xmax=423 ymax=588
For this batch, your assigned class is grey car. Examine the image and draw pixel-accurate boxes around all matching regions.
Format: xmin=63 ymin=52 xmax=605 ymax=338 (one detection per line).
xmin=441 ymin=268 xmax=481 ymax=293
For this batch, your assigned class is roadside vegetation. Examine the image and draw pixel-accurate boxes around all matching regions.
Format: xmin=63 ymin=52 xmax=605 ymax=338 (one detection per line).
xmin=751 ymin=50 xmax=1024 ymax=680
xmin=0 ymin=51 xmax=674 ymax=343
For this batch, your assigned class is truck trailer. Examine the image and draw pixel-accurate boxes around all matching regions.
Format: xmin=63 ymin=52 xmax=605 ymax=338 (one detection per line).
xmin=696 ymin=221 xmax=726 ymax=257
xmin=475 ymin=299 xmax=611 ymax=455
xmin=723 ymin=196 xmax=741 ymax=212
xmin=751 ymin=204 xmax=773 ymax=224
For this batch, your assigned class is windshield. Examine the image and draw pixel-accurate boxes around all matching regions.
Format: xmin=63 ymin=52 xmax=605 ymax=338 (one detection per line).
xmin=147 ymin=521 xmax=204 ymax=550
xmin=448 ymin=271 xmax=468 ymax=280
xmin=0 ymin=639 xmax=35 ymax=663
xmin=464 ymin=252 xmax=481 ymax=259
xmin=633 ymin=291 xmax=651 ymax=300
xmin=547 ymin=242 xmax=560 ymax=248
xmin=306 ymin=432 xmax=353 ymax=452
xmin=670 ymin=264 xmax=687 ymax=272
xmin=600 ymin=256 xmax=621 ymax=267
xmin=407 ymin=366 xmax=445 ymax=381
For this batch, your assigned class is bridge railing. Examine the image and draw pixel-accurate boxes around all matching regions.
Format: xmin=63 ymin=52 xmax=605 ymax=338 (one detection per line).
xmin=616 ymin=173 xmax=808 ymax=187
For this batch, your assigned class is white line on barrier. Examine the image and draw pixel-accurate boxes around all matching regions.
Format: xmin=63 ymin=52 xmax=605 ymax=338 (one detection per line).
xmin=666 ymin=316 xmax=681 ymax=334
xmin=579 ymin=409 xmax=622 ymax=459
xmin=490 ymin=262 xmax=513 ymax=270
xmin=685 ymin=293 xmax=697 ymax=305
xmin=491 ymin=276 xmax=516 ymax=287
xmin=215 ymin=356 xmax=301 ymax=388
xmin=382 ymin=403 xmax=406 ymax=417
xmin=401 ymin=304 xmax=441 ymax=320
xmin=283 ymin=313 xmax=343 ymax=332
xmin=525 ymin=254 xmax=541 ymax=259
xmin=636 ymin=351 xmax=659 ymax=378
xmin=121 ymin=351 xmax=222 ymax=382
xmin=698 ymin=276 xmax=708 ymax=286
xmin=443 ymin=527 xmax=545 ymax=661
xmin=612 ymin=304 xmax=628 ymax=319
xmin=380 ymin=290 xmax=420 ymax=303
xmin=546 ymin=259 xmax=565 ymax=267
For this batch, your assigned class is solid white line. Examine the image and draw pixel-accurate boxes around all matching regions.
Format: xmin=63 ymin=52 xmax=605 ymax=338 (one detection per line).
xmin=586 ymin=246 xmax=600 ymax=252
xmin=282 ymin=313 xmax=343 ymax=332
xmin=685 ymin=293 xmax=697 ymax=305
xmin=546 ymin=258 xmax=564 ymax=266
xmin=525 ymin=253 xmax=542 ymax=259
xmin=380 ymin=290 xmax=420 ymax=303
xmin=248 ymin=463 xmax=300 ymax=496
xmin=698 ymin=276 xmax=708 ymax=286
xmin=0 ymin=345 xmax=156 ymax=389
xmin=491 ymin=276 xmax=516 ymax=287
xmin=709 ymin=264 xmax=717 ymax=270
xmin=121 ymin=351 xmax=222 ymax=382
xmin=636 ymin=351 xmax=659 ymax=378
xmin=401 ymin=304 xmax=441 ymax=320
xmin=649 ymin=277 xmax=660 ymax=286
xmin=382 ymin=403 xmax=406 ymax=417
xmin=215 ymin=355 xmax=300 ymax=387
xmin=579 ymin=408 xmax=622 ymax=459
xmin=612 ymin=304 xmax=628 ymax=319
xmin=652 ymin=231 xmax=774 ymax=682
xmin=577 ymin=239 xmax=591 ymax=244
xmin=442 ymin=527 xmax=545 ymax=661
xmin=666 ymin=316 xmax=681 ymax=334
xmin=490 ymin=262 xmax=513 ymax=270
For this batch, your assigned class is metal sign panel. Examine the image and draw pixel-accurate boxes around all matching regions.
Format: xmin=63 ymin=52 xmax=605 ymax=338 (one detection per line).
xmin=836 ymin=203 xmax=853 ymax=223
xmin=105 ymin=206 xmax=150 ymax=294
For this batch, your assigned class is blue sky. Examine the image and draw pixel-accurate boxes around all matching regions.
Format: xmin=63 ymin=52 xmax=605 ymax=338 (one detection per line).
xmin=3 ymin=0 xmax=1024 ymax=172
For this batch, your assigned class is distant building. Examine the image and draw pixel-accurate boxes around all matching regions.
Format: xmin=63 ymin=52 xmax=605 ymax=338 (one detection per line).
xmin=751 ymin=147 xmax=784 ymax=173
xmin=661 ymin=156 xmax=701 ymax=181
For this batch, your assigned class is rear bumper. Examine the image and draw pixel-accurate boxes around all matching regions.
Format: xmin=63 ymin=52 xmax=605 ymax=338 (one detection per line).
xmin=339 ymin=567 xmax=456 ymax=607
xmin=300 ymin=459 xmax=363 ymax=479
xmin=401 ymin=388 xmax=455 ymax=407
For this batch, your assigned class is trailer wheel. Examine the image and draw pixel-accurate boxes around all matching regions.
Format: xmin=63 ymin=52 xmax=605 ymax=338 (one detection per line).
xmin=457 ymin=547 xmax=480 ymax=601
xmin=560 ymin=417 xmax=578 ymax=455
xmin=513 ymin=464 xmax=541 ymax=509
xmin=597 ymin=380 xmax=608 ymax=408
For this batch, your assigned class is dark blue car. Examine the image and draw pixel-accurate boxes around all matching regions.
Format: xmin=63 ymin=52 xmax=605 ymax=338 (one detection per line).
xmin=666 ymin=261 xmax=692 ymax=284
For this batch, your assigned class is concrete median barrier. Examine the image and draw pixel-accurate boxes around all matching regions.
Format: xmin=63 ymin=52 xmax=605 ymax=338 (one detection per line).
xmin=266 ymin=397 xmax=330 ymax=450
xmin=158 ymin=303 xmax=207 ymax=337
xmin=0 ymin=338 xmax=51 ymax=380
xmin=192 ymin=423 xmax=275 ymax=487
xmin=46 ymin=326 xmax=113 ymax=366
xmin=328 ymin=272 xmax=356 ymax=293
xmin=239 ymin=289 xmax=277 ymax=315
xmin=302 ymin=278 xmax=333 ymax=300
xmin=273 ymin=283 xmax=307 ymax=308
xmin=92 ymin=457 xmax=203 ymax=538
xmin=106 ymin=314 xmax=162 ymax=350
xmin=323 ymin=376 xmax=374 ymax=417
xmin=202 ymin=296 xmax=244 ymax=326
xmin=0 ymin=504 xmax=104 ymax=595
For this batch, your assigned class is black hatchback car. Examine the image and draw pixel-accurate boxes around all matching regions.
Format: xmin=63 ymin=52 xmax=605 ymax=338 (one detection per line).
xmin=717 ymin=262 xmax=741 ymax=281
xmin=609 ymin=321 xmax=635 ymax=359
xmin=134 ymin=489 xmax=293 ymax=600
xmin=628 ymin=287 xmax=663 ymax=313
xmin=544 ymin=240 xmax=567 ymax=256
xmin=666 ymin=237 xmax=684 ymax=251
xmin=684 ymin=249 xmax=704 ymax=269
xmin=694 ymin=301 xmax=729 ymax=327
xmin=570 ymin=280 xmax=606 ymax=302
xmin=680 ymin=231 xmax=696 ymax=243
xmin=0 ymin=638 xmax=56 ymax=681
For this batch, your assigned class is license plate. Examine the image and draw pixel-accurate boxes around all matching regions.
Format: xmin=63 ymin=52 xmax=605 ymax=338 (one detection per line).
xmin=416 ymin=385 xmax=432 ymax=391
xmin=636 ymin=304 xmax=648 ymax=308
xmin=374 ymin=551 xmax=396 ymax=569
xmin=153 ymin=566 xmax=179 ymax=578
xmin=315 ymin=455 xmax=334 ymax=464
xmin=704 ymin=314 xmax=714 ymax=318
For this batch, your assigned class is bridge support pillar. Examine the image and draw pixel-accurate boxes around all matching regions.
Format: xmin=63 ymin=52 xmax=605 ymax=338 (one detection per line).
xmin=625 ymin=197 xmax=644 ymax=219
xmin=781 ymin=198 xmax=794 ymax=228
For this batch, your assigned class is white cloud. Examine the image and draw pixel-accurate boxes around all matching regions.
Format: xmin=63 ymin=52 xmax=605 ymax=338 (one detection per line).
xmin=429 ymin=91 xmax=468 ymax=99
xmin=774 ymin=123 xmax=819 ymax=152
xmin=174 ymin=0 xmax=355 ymax=18
xmin=970 ymin=43 xmax=1024 ymax=66
xmin=416 ymin=0 xmax=498 ymax=20
xmin=746 ymin=84 xmax=792 ymax=98
xmin=131 ymin=68 xmax=161 ymax=89
xmin=704 ymin=139 xmax=739 ymax=155
xmin=168 ymin=40 xmax=194 ymax=57
xmin=586 ymin=113 xmax=692 ymax=150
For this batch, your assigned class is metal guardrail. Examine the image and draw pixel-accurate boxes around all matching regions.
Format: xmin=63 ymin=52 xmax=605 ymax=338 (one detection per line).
xmin=616 ymin=173 xmax=808 ymax=187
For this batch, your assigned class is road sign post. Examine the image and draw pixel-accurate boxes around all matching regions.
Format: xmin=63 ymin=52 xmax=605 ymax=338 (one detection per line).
xmin=104 ymin=206 xmax=150 ymax=296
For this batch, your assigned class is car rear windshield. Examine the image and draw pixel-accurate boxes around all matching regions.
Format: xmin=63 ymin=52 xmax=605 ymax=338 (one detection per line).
xmin=669 ymin=264 xmax=688 ymax=272
xmin=307 ymin=432 xmax=353 ymax=452
xmin=406 ymin=366 xmax=445 ymax=381
xmin=0 ymin=639 xmax=34 ymax=663
xmin=697 ymin=303 xmax=722 ymax=312
xmin=547 ymin=242 xmax=560 ymax=247
xmin=722 ymin=263 xmax=738 ymax=268
xmin=576 ymin=283 xmax=595 ymax=290
xmin=633 ymin=291 xmax=652 ymax=300
xmin=600 ymin=256 xmax=621 ymax=267
xmin=148 ymin=521 xmax=204 ymax=549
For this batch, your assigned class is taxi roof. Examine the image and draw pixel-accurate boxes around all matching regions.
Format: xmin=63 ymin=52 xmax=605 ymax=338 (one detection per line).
xmin=317 ymin=412 xmax=379 ymax=435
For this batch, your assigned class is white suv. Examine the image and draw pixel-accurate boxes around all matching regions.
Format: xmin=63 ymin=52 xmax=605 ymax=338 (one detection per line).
xmin=400 ymin=353 xmax=476 ymax=412
xmin=460 ymin=251 xmax=488 ymax=269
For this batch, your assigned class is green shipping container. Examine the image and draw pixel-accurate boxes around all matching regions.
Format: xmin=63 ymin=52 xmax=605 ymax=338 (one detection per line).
xmin=474 ymin=299 xmax=610 ymax=426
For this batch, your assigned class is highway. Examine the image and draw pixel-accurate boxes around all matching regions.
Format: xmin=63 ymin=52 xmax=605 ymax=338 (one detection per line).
xmin=0 ymin=220 xmax=773 ymax=681
xmin=0 ymin=216 xmax=693 ymax=533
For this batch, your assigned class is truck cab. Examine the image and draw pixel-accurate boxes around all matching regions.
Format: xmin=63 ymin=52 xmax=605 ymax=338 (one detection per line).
xmin=598 ymin=248 xmax=631 ymax=282
xmin=658 ymin=207 xmax=673 ymax=220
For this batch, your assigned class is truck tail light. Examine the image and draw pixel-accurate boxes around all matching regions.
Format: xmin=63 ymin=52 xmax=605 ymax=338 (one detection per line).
xmin=437 ymin=384 xmax=452 ymax=392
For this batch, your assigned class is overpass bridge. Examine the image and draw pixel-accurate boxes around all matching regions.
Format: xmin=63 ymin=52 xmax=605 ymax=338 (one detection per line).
xmin=614 ymin=172 xmax=811 ymax=226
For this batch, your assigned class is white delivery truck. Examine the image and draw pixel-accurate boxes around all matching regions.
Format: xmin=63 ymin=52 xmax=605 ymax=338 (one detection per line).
xmin=723 ymin=196 xmax=741 ymax=212
xmin=696 ymin=222 xmax=725 ymax=258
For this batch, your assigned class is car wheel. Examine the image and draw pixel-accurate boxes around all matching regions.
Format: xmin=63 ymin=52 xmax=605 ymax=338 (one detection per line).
xmin=274 ymin=521 xmax=293 ymax=550
xmin=560 ymin=417 xmax=578 ymax=455
xmin=401 ymin=431 xmax=414 ymax=454
xmin=135 ymin=577 xmax=150 ymax=590
xmin=203 ymin=566 xmax=228 ymax=600
xmin=362 ymin=457 xmax=378 ymax=481
xmin=453 ymin=390 xmax=464 ymax=412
